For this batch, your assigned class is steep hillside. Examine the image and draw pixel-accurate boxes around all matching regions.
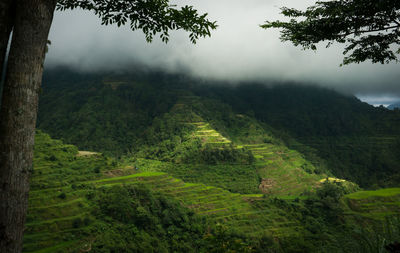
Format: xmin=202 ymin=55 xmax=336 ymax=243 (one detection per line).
xmin=37 ymin=67 xmax=400 ymax=188
xmin=26 ymin=131 xmax=400 ymax=252
xmin=37 ymin=68 xmax=179 ymax=157
xmin=197 ymin=84 xmax=400 ymax=188
xmin=27 ymin=131 xmax=256 ymax=252
xmin=344 ymin=188 xmax=400 ymax=220
xmin=26 ymin=131 xmax=306 ymax=251
xmin=130 ymin=94 xmax=329 ymax=196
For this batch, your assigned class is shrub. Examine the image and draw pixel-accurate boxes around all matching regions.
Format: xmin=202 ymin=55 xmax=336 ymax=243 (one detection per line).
xmin=58 ymin=192 xmax=66 ymax=199
xmin=72 ymin=218 xmax=82 ymax=228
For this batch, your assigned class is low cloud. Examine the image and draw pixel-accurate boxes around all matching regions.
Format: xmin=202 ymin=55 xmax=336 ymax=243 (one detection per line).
xmin=46 ymin=0 xmax=400 ymax=97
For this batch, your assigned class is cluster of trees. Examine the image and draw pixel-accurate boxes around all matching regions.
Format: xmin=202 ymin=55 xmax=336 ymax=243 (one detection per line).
xmin=38 ymin=68 xmax=181 ymax=157
xmin=38 ymin=72 xmax=260 ymax=166
xmin=90 ymin=185 xmax=259 ymax=252
xmin=28 ymin=130 xmax=400 ymax=252
xmin=2 ymin=0 xmax=400 ymax=251
xmin=32 ymin=131 xmax=116 ymax=190
xmin=253 ymin=181 xmax=400 ymax=252
xmin=86 ymin=183 xmax=377 ymax=252
xmin=186 ymin=144 xmax=254 ymax=165
xmin=262 ymin=0 xmax=400 ymax=65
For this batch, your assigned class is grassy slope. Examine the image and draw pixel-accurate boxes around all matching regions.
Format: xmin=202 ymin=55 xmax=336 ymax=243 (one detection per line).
xmin=25 ymin=131 xmax=309 ymax=252
xmin=26 ymin=132 xmax=400 ymax=252
xmin=29 ymin=70 xmax=400 ymax=252
xmin=208 ymin=84 xmax=400 ymax=188
xmin=37 ymin=69 xmax=400 ymax=189
xmin=344 ymin=188 xmax=400 ymax=220
xmin=131 ymin=95 xmax=328 ymax=197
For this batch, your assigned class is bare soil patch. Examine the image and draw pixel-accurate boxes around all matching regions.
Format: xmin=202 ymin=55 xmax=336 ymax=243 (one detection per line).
xmin=259 ymin=178 xmax=276 ymax=194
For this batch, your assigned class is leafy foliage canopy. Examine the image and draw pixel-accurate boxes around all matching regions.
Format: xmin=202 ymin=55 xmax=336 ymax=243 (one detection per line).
xmin=57 ymin=0 xmax=217 ymax=43
xmin=262 ymin=0 xmax=400 ymax=65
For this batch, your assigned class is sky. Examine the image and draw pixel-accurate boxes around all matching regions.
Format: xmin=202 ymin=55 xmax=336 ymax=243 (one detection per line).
xmin=46 ymin=0 xmax=400 ymax=106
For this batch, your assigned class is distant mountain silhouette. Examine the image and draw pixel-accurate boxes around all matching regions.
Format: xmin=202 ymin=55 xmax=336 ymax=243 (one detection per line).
xmin=388 ymin=102 xmax=400 ymax=110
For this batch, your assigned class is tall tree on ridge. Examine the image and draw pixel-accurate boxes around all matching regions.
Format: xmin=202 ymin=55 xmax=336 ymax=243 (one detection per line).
xmin=0 ymin=1 xmax=216 ymax=252
xmin=262 ymin=0 xmax=400 ymax=65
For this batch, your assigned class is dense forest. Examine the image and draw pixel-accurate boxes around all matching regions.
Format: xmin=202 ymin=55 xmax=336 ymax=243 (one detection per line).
xmin=38 ymin=67 xmax=400 ymax=188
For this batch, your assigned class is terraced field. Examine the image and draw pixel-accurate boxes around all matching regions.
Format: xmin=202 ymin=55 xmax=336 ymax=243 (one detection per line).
xmin=170 ymin=95 xmax=327 ymax=197
xmin=25 ymin=132 xmax=305 ymax=252
xmin=190 ymin=122 xmax=232 ymax=145
xmin=25 ymin=131 xmax=399 ymax=252
xmin=25 ymin=166 xmax=305 ymax=252
xmin=24 ymin=153 xmax=400 ymax=252
xmin=344 ymin=188 xmax=400 ymax=220
xmin=25 ymin=100 xmax=348 ymax=252
xmin=245 ymin=143 xmax=325 ymax=196
xmin=172 ymin=95 xmax=233 ymax=146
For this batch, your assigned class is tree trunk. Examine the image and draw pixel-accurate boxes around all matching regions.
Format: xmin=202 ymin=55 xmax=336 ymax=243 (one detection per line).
xmin=0 ymin=1 xmax=56 ymax=252
xmin=0 ymin=0 xmax=15 ymax=94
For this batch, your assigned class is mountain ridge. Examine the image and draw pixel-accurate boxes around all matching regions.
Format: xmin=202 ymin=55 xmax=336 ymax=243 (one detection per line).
xmin=38 ymin=67 xmax=400 ymax=188
xmin=388 ymin=102 xmax=400 ymax=110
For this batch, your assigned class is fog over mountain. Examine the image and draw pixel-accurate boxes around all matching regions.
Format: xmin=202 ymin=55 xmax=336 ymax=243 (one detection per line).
xmin=45 ymin=0 xmax=400 ymax=100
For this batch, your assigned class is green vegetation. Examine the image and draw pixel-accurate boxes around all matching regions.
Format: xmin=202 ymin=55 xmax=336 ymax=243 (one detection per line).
xmin=346 ymin=188 xmax=400 ymax=200
xmin=38 ymin=69 xmax=180 ymax=157
xmin=130 ymin=158 xmax=260 ymax=194
xmin=124 ymin=93 xmax=325 ymax=196
xmin=38 ymin=68 xmax=400 ymax=188
xmin=90 ymin=184 xmax=247 ymax=253
xmin=32 ymin=130 xmax=115 ymax=190
xmin=26 ymin=131 xmax=256 ymax=252
xmin=30 ymin=68 xmax=400 ymax=252
xmin=25 ymin=131 xmax=400 ymax=252
xmin=344 ymin=188 xmax=400 ymax=221
xmin=262 ymin=0 xmax=400 ymax=65
xmin=198 ymin=84 xmax=400 ymax=188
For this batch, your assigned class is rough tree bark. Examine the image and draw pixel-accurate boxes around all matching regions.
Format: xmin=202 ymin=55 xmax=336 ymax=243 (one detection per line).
xmin=0 ymin=1 xmax=56 ymax=252
xmin=0 ymin=0 xmax=14 ymax=80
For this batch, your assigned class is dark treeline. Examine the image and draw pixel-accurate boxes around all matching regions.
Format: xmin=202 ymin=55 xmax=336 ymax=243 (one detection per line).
xmin=192 ymin=84 xmax=400 ymax=188
xmin=38 ymin=67 xmax=400 ymax=188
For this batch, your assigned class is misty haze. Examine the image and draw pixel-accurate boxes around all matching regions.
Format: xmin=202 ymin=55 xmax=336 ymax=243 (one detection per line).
xmin=1 ymin=1 xmax=400 ymax=252
xmin=46 ymin=1 xmax=400 ymax=100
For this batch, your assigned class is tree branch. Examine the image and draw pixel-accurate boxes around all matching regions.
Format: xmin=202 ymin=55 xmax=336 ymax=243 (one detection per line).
xmin=339 ymin=25 xmax=400 ymax=38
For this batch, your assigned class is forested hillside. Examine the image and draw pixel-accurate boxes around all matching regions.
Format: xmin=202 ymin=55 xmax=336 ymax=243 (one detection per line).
xmin=192 ymin=84 xmax=400 ymax=188
xmin=23 ymin=67 xmax=400 ymax=252
xmin=25 ymin=130 xmax=400 ymax=252
xmin=38 ymin=67 xmax=400 ymax=188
